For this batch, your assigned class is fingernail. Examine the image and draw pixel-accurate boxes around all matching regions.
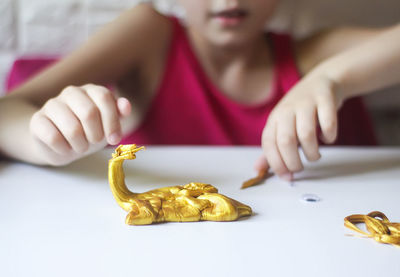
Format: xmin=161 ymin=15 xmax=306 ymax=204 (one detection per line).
xmin=280 ymin=173 xmax=293 ymax=182
xmin=108 ymin=132 xmax=121 ymax=145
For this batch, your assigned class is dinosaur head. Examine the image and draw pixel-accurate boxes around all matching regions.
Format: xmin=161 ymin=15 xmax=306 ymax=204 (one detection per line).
xmin=112 ymin=144 xmax=145 ymax=160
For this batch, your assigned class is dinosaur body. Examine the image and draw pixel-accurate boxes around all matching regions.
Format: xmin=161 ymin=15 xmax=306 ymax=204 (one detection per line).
xmin=108 ymin=144 xmax=252 ymax=225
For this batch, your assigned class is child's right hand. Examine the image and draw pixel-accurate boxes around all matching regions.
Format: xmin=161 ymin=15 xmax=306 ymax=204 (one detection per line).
xmin=29 ymin=84 xmax=131 ymax=166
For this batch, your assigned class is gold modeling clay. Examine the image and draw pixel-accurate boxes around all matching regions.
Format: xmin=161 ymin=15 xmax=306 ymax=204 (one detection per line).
xmin=108 ymin=144 xmax=252 ymax=225
xmin=344 ymin=211 xmax=400 ymax=246
xmin=241 ymin=168 xmax=270 ymax=189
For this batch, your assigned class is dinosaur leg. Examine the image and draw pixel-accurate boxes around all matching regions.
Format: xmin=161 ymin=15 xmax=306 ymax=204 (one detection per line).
xmin=125 ymin=199 xmax=158 ymax=225
xmin=161 ymin=196 xmax=205 ymax=222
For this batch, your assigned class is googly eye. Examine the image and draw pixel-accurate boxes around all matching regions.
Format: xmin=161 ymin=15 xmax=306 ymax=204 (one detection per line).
xmin=301 ymin=193 xmax=321 ymax=203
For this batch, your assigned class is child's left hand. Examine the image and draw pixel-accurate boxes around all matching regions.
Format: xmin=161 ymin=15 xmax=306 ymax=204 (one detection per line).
xmin=258 ymin=72 xmax=344 ymax=181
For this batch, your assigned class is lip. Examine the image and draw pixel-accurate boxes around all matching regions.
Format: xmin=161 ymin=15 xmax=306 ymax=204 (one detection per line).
xmin=210 ymin=8 xmax=248 ymax=27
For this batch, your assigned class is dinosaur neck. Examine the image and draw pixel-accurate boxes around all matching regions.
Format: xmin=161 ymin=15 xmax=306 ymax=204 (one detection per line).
xmin=108 ymin=157 xmax=137 ymax=211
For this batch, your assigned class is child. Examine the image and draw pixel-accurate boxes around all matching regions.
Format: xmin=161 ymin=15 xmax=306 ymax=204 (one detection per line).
xmin=0 ymin=1 xmax=399 ymax=181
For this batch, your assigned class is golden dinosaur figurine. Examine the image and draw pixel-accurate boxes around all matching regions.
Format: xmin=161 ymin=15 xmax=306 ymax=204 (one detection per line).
xmin=108 ymin=144 xmax=252 ymax=225
xmin=344 ymin=211 xmax=400 ymax=246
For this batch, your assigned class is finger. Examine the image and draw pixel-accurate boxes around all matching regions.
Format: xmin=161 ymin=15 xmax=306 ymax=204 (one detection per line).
xmin=276 ymin=112 xmax=303 ymax=173
xmin=43 ymin=99 xmax=89 ymax=153
xmin=117 ymin=97 xmax=132 ymax=117
xmin=262 ymin=120 xmax=292 ymax=181
xmin=30 ymin=111 xmax=71 ymax=155
xmin=60 ymin=86 xmax=104 ymax=144
xmin=317 ymin=97 xmax=338 ymax=144
xmin=84 ymin=84 xmax=121 ymax=145
xmin=296 ymin=107 xmax=321 ymax=161
xmin=254 ymin=155 xmax=269 ymax=172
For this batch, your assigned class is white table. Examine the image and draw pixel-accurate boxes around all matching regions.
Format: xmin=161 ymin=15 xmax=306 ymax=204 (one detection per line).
xmin=1 ymin=146 xmax=400 ymax=277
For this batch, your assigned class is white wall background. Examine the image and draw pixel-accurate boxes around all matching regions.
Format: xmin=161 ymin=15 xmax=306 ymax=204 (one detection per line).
xmin=0 ymin=0 xmax=399 ymax=142
xmin=1 ymin=0 xmax=399 ymax=91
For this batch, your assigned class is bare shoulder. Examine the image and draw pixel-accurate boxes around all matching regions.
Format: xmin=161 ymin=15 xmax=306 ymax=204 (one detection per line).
xmin=100 ymin=3 xmax=172 ymax=68
xmin=294 ymin=26 xmax=387 ymax=75
xmin=12 ymin=3 xmax=173 ymax=105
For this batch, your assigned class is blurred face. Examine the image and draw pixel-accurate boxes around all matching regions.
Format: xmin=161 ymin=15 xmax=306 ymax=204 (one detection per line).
xmin=177 ymin=0 xmax=279 ymax=48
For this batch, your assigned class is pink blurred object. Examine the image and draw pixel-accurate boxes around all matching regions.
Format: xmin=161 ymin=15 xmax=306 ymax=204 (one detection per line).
xmin=5 ymin=57 xmax=58 ymax=93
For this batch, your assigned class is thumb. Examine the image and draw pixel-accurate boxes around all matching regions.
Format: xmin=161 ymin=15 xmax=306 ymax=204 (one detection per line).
xmin=117 ymin=97 xmax=132 ymax=118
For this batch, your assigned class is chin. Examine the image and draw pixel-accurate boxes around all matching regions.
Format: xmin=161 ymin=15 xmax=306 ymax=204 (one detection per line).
xmin=208 ymin=31 xmax=253 ymax=49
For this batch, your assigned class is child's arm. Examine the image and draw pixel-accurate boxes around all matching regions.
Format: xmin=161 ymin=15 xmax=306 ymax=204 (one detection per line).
xmin=260 ymin=24 xmax=400 ymax=180
xmin=0 ymin=4 xmax=171 ymax=165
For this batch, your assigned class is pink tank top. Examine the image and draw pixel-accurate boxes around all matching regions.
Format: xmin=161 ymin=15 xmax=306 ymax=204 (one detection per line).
xmin=5 ymin=18 xmax=376 ymax=146
xmin=123 ymin=18 xmax=376 ymax=146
